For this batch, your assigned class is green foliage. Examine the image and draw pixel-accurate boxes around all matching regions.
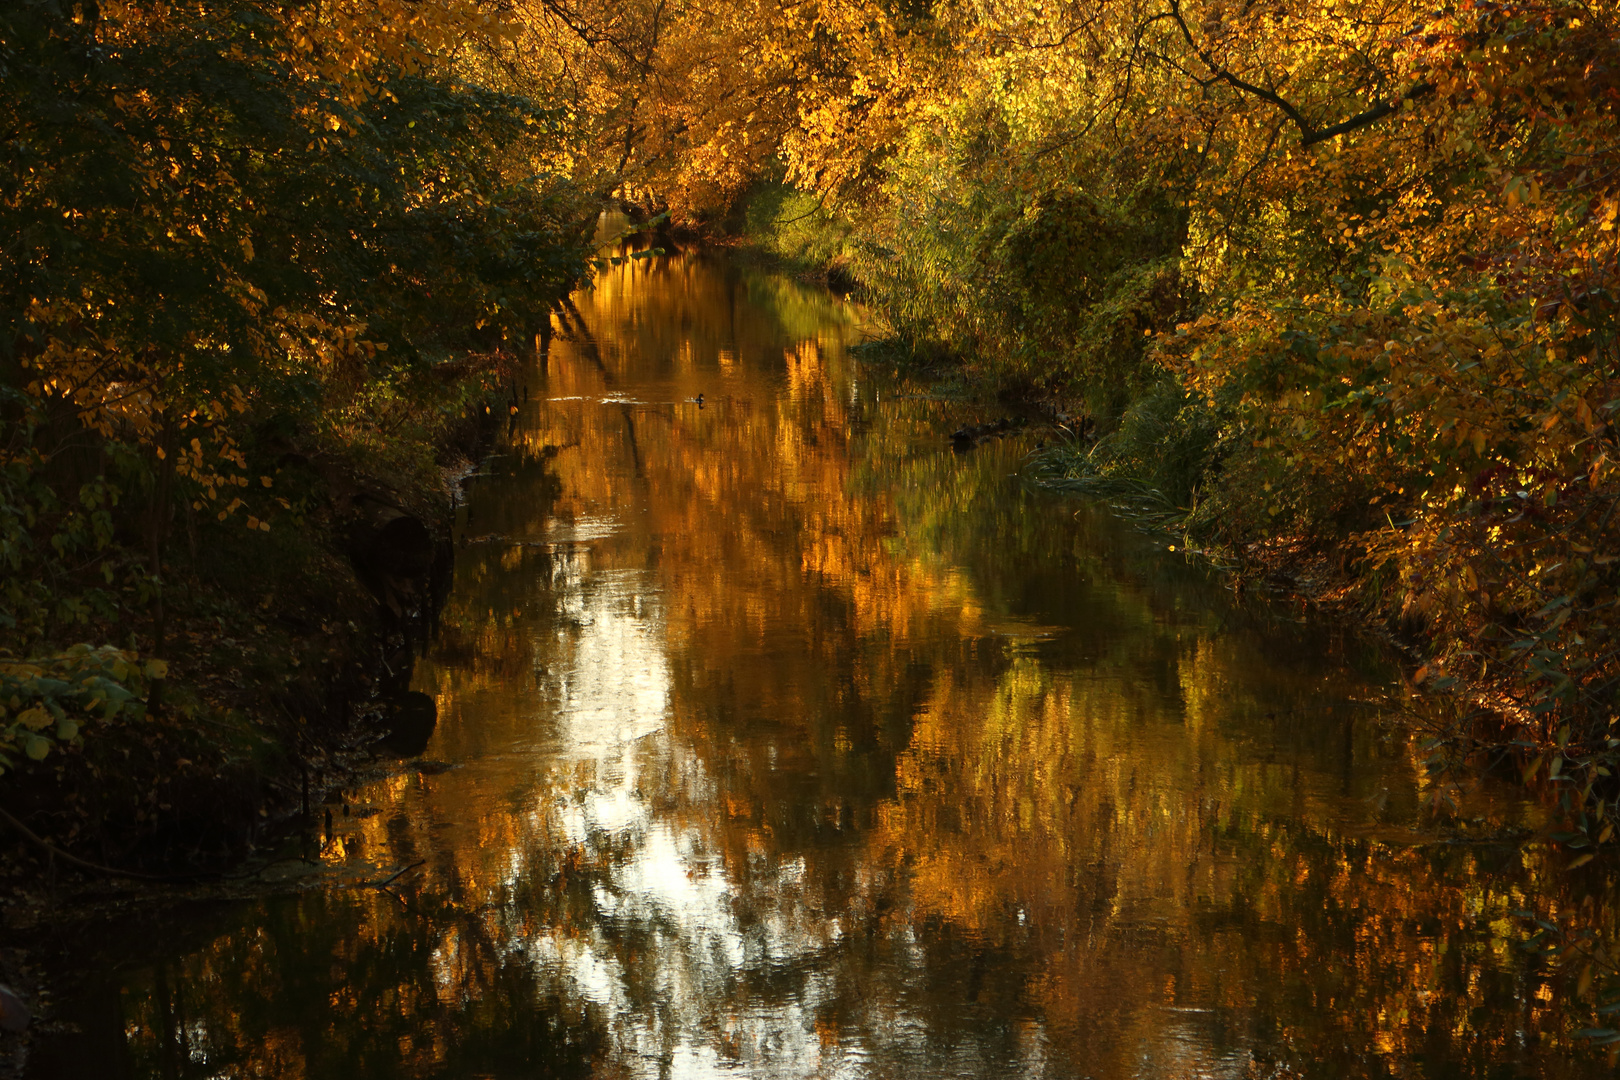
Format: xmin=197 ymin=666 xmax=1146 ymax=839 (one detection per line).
xmin=741 ymin=181 xmax=855 ymax=273
xmin=0 ymin=645 xmax=158 ymax=775
xmin=1034 ymin=383 xmax=1219 ymax=531
xmin=0 ymin=391 xmax=128 ymax=646
xmin=845 ymin=96 xmax=1192 ymax=409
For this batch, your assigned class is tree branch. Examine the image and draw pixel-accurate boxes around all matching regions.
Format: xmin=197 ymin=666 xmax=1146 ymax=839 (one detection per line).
xmin=1301 ymin=84 xmax=1435 ymax=146
xmin=0 ymin=805 xmax=219 ymax=882
xmin=1164 ymin=0 xmax=1433 ymax=147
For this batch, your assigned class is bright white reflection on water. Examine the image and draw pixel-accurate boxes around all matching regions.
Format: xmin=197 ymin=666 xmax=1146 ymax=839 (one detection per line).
xmin=549 ymin=568 xmax=668 ymax=753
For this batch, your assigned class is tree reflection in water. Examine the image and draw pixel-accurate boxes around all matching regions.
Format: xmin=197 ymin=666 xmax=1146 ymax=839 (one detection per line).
xmin=104 ymin=250 xmax=1613 ymax=1079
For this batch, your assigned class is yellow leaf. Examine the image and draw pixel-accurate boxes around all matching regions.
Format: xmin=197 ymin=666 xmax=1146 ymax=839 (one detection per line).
xmin=15 ymin=707 xmax=50 ymax=732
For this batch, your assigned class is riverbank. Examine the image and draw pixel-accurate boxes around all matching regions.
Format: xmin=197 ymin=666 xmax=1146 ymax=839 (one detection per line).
xmin=0 ymin=351 xmax=526 ymax=1071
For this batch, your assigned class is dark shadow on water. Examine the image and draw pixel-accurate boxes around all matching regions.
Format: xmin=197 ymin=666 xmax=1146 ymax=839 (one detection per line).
xmin=376 ymin=690 xmax=437 ymax=758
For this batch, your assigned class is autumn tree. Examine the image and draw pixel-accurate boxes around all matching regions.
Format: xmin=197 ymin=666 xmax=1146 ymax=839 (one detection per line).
xmin=1 ymin=0 xmax=593 ymax=768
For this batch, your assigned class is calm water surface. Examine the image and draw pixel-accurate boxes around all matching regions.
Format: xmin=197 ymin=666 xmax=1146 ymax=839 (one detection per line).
xmin=57 ymin=252 xmax=1618 ymax=1078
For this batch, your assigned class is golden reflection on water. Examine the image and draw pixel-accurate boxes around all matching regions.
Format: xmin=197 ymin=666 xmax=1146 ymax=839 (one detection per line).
xmin=111 ymin=250 xmax=1612 ymax=1079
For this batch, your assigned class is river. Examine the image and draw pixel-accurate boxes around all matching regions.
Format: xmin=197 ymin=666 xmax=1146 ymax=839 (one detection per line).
xmin=36 ymin=248 xmax=1613 ymax=1078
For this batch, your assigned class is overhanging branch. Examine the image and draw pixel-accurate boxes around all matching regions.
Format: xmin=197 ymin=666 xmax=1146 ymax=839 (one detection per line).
xmin=1300 ymin=84 xmax=1435 ymax=146
xmin=1165 ymin=0 xmax=1433 ymax=147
